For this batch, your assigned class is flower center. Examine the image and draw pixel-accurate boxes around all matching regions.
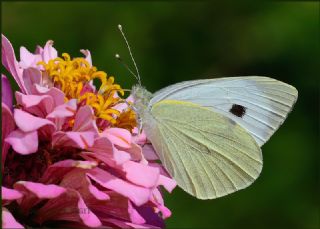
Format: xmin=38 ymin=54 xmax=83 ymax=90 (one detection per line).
xmin=38 ymin=53 xmax=136 ymax=128
xmin=3 ymin=143 xmax=81 ymax=188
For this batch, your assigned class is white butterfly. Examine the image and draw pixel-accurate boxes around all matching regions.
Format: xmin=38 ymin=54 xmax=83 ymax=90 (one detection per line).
xmin=117 ymin=25 xmax=298 ymax=199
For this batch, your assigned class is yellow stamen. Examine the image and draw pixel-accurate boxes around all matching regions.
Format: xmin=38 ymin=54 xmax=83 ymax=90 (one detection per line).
xmin=114 ymin=109 xmax=137 ymax=131
xmin=38 ymin=53 xmax=136 ymax=130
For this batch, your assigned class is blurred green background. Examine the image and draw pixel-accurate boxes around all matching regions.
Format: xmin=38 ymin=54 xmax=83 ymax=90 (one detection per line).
xmin=2 ymin=1 xmax=319 ymax=228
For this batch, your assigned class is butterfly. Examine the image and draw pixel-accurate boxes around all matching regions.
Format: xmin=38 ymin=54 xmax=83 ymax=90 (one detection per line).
xmin=117 ymin=25 xmax=298 ymax=199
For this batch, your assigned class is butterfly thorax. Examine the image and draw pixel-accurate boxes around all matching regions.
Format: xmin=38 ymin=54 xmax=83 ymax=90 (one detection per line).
xmin=131 ymin=85 xmax=153 ymax=126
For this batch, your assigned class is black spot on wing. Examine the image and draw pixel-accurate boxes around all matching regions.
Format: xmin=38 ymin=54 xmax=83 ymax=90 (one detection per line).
xmin=229 ymin=104 xmax=246 ymax=118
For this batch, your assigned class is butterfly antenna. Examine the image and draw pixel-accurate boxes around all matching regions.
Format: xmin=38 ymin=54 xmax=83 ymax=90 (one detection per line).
xmin=118 ymin=24 xmax=142 ymax=85
xmin=115 ymin=54 xmax=140 ymax=83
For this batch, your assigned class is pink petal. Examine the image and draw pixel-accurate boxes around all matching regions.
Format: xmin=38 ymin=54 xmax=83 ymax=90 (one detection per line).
xmin=1 ymin=34 xmax=26 ymax=93
xmin=14 ymin=181 xmax=66 ymax=199
xmin=102 ymin=218 xmax=160 ymax=229
xmin=16 ymin=85 xmax=64 ymax=117
xmin=124 ymin=143 xmax=147 ymax=164
xmin=40 ymin=159 xmax=97 ymax=184
xmin=121 ymin=161 xmax=160 ymax=188
xmin=113 ymin=97 xmax=130 ymax=112
xmin=46 ymin=99 xmax=77 ymax=129
xmin=150 ymin=189 xmax=171 ymax=219
xmin=47 ymin=99 xmax=76 ymax=119
xmin=14 ymin=109 xmax=55 ymax=132
xmin=19 ymin=46 xmax=42 ymax=69
xmin=142 ymin=144 xmax=159 ymax=161
xmin=52 ymin=131 xmax=95 ymax=149
xmin=113 ymin=95 xmax=134 ymax=112
xmin=33 ymin=83 xmax=51 ymax=93
xmin=31 ymin=83 xmax=50 ymax=94
xmin=126 ymin=223 xmax=161 ymax=229
xmin=150 ymin=162 xmax=172 ymax=178
xmin=42 ymin=40 xmax=57 ymax=63
xmin=2 ymin=187 xmax=23 ymax=201
xmin=42 ymin=87 xmax=65 ymax=107
xmin=92 ymin=191 xmax=132 ymax=221
xmin=33 ymin=85 xmax=65 ymax=107
xmin=80 ymin=49 xmax=92 ymax=66
xmin=157 ymin=175 xmax=177 ymax=193
xmin=101 ymin=127 xmax=132 ymax=149
xmin=19 ymin=46 xmax=34 ymax=67
xmin=35 ymin=45 xmax=43 ymax=54
xmin=5 ymin=130 xmax=38 ymax=155
xmin=73 ymin=105 xmax=98 ymax=134
xmin=86 ymin=137 xmax=130 ymax=166
xmin=59 ymin=168 xmax=110 ymax=201
xmin=133 ymin=128 xmax=147 ymax=145
xmin=34 ymin=189 xmax=101 ymax=228
xmin=80 ymin=81 xmax=96 ymax=94
xmin=2 ymin=103 xmax=15 ymax=166
xmin=13 ymin=181 xmax=66 ymax=217
xmin=87 ymin=167 xmax=151 ymax=206
xmin=114 ymin=149 xmax=131 ymax=165
xmin=128 ymin=201 xmax=146 ymax=224
xmin=2 ymin=74 xmax=13 ymax=109
xmin=21 ymin=67 xmax=41 ymax=94
xmin=88 ymin=184 xmax=110 ymax=201
xmin=148 ymin=162 xmax=176 ymax=191
xmin=16 ymin=92 xmax=54 ymax=117
xmin=127 ymin=95 xmax=134 ymax=103
xmin=87 ymin=136 xmax=113 ymax=154
xmin=2 ymin=208 xmax=23 ymax=229
xmin=158 ymin=205 xmax=171 ymax=219
xmin=1 ymin=104 xmax=14 ymax=137
xmin=77 ymin=193 xmax=102 ymax=227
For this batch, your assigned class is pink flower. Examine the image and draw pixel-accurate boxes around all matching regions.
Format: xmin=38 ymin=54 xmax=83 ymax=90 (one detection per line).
xmin=2 ymin=34 xmax=176 ymax=228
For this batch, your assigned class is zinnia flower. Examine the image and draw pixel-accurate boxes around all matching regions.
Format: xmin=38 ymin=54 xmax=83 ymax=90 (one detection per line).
xmin=1 ymin=34 xmax=176 ymax=228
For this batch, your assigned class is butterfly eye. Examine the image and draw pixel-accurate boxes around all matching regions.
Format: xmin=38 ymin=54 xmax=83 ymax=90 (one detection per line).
xmin=229 ymin=104 xmax=247 ymax=118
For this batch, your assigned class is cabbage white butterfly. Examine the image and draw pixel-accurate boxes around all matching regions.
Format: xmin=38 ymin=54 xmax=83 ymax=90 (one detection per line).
xmin=117 ymin=25 xmax=298 ymax=199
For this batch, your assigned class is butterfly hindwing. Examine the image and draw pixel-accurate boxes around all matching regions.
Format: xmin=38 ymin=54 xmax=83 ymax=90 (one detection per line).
xmin=144 ymin=100 xmax=263 ymax=199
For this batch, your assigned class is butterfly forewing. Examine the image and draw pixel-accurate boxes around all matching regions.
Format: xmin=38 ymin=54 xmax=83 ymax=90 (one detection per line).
xmin=144 ymin=100 xmax=263 ymax=199
xmin=150 ymin=76 xmax=298 ymax=146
